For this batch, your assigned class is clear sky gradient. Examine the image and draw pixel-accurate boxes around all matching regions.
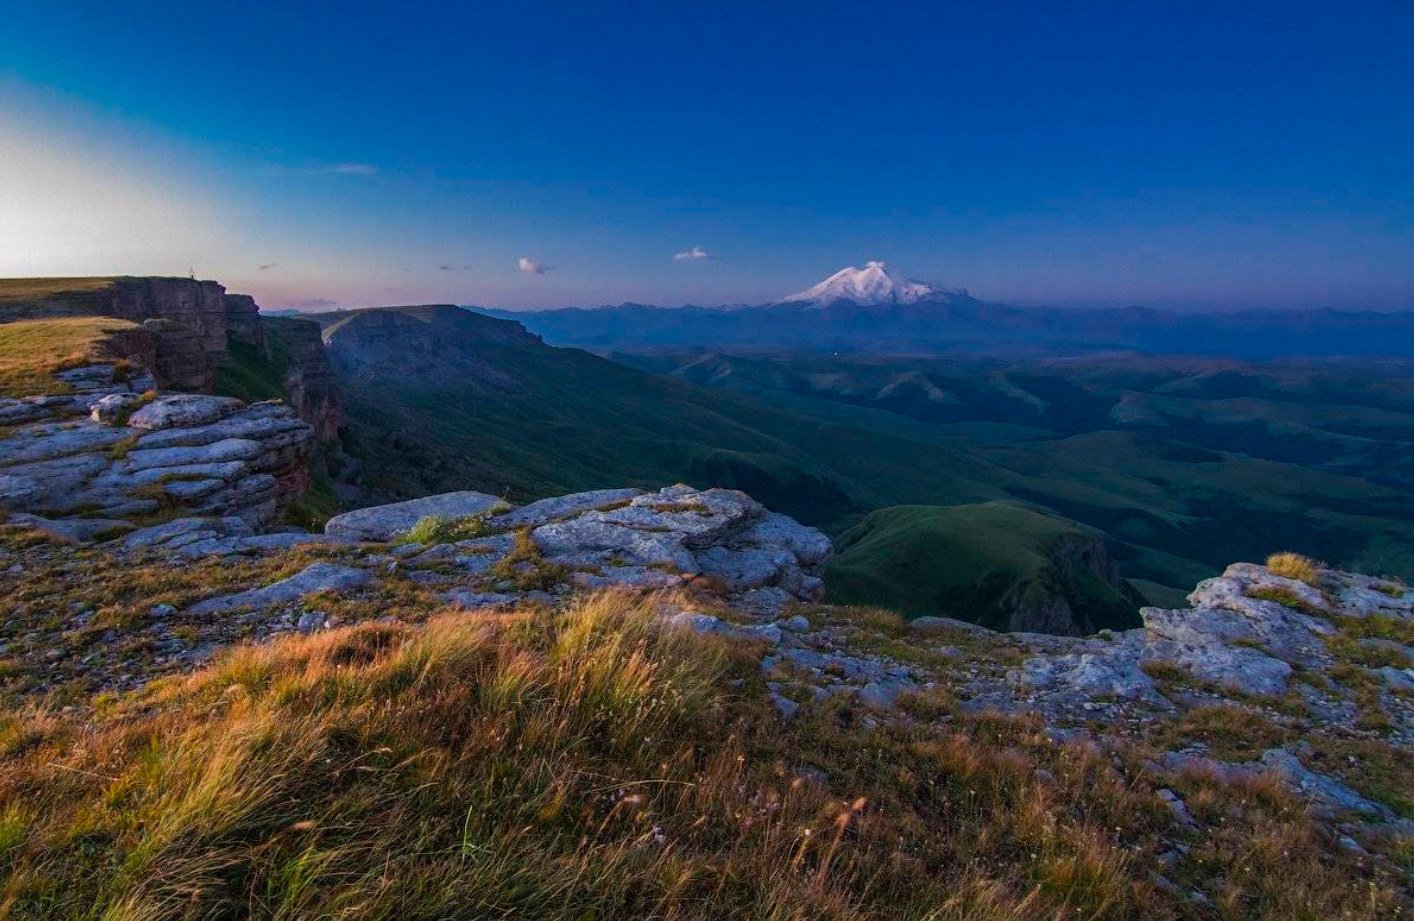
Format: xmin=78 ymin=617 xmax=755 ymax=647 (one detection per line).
xmin=2 ymin=0 xmax=1411 ymax=311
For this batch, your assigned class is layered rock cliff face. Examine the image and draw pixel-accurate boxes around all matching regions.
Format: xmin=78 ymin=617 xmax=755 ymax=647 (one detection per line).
xmin=222 ymin=293 xmax=266 ymax=349
xmin=2 ymin=277 xmax=231 ymax=390
xmin=265 ymin=316 xmax=342 ymax=442
xmin=0 ymin=365 xmax=314 ymax=533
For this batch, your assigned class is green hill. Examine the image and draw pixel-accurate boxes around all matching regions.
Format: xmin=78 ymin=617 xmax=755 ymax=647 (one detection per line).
xmin=826 ymin=502 xmax=1147 ymax=633
xmin=318 ymin=306 xmax=855 ymax=523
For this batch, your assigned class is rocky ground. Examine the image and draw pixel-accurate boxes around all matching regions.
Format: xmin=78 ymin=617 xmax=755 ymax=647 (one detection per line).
xmin=4 ymin=362 xmax=1414 ymax=898
xmin=3 ymin=476 xmax=1412 ymax=869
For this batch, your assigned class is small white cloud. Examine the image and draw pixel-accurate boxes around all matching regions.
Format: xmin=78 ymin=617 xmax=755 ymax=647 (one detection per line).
xmin=673 ymin=245 xmax=720 ymax=262
xmin=519 ymin=256 xmax=552 ymax=275
xmin=329 ymin=162 xmax=377 ymax=175
xmin=258 ymin=262 xmax=278 ymax=271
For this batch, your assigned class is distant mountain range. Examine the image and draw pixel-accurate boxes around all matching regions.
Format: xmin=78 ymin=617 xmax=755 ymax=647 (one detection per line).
xmin=478 ymin=264 xmax=1414 ymax=359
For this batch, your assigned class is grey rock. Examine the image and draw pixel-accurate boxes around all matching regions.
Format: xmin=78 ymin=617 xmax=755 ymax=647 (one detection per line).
xmin=696 ymin=545 xmax=799 ymax=591
xmin=490 ymin=487 xmax=643 ymax=529
xmin=0 ymin=421 xmax=136 ymax=467
xmin=1376 ymin=666 xmax=1414 ymax=691
xmin=187 ymin=563 xmax=372 ymax=614
xmin=122 ymin=437 xmax=264 ymax=471
xmin=5 ymin=513 xmax=130 ymax=544
xmin=668 ymin=612 xmax=782 ymax=645
xmin=1258 ymin=749 xmax=1394 ymax=819
xmin=122 ymin=517 xmax=224 ymax=549
xmin=911 ymin=615 xmax=993 ymax=635
xmin=732 ymin=587 xmax=797 ymax=617
xmin=296 ymin=611 xmax=327 ymax=634
xmin=324 ymin=491 xmax=505 ymax=542
xmin=739 ymin=512 xmax=834 ymax=567
xmin=770 ymin=691 xmax=800 ymax=720
xmin=55 ymin=364 xmax=117 ymax=388
xmin=535 ymin=518 xmax=699 ymax=571
xmin=0 ymin=400 xmax=51 ymax=425
xmin=570 ymin=566 xmax=684 ymax=591
xmin=126 ymin=394 xmax=244 ymax=430
xmin=89 ymin=392 xmax=145 ymax=424
xmin=134 ymin=403 xmax=309 ymax=449
xmin=858 ymin=678 xmax=917 ymax=709
xmin=441 ymin=590 xmax=521 ymax=609
xmin=1157 ymin=788 xmax=1197 ymax=827
xmin=1168 ymin=643 xmax=1293 ymax=696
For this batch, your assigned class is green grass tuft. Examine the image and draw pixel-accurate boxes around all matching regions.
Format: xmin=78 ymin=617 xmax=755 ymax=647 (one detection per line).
xmin=396 ymin=511 xmax=502 ymax=546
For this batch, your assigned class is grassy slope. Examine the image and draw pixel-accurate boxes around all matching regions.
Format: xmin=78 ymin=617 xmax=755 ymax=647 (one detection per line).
xmin=212 ymin=326 xmax=291 ymax=404
xmin=0 ymin=316 xmax=144 ymax=397
xmin=1 ymin=585 xmax=1406 ymax=919
xmin=826 ymin=502 xmax=1143 ymax=629
xmin=330 ymin=317 xmax=860 ymax=523
xmin=611 ymin=350 xmax=1414 ymax=587
xmin=0 ymin=277 xmax=119 ymax=308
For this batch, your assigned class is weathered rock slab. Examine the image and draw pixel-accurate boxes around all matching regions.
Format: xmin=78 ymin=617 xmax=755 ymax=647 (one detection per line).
xmin=324 ymin=491 xmax=505 ymax=542
xmin=187 ymin=563 xmax=372 ymax=614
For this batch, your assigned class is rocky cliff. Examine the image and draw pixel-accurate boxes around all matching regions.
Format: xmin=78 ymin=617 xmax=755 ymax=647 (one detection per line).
xmin=222 ymin=293 xmax=266 ymax=349
xmin=0 ymin=277 xmax=235 ymax=389
xmin=264 ymin=316 xmax=342 ymax=442
xmin=0 ymin=280 xmax=345 ymax=433
xmin=0 ymin=365 xmax=314 ymax=533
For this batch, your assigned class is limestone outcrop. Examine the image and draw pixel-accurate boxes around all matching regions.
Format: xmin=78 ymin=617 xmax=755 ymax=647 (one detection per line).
xmin=0 ymin=277 xmax=337 ymax=397
xmin=326 ymin=483 xmax=832 ymax=612
xmin=0 ymin=370 xmax=314 ymax=531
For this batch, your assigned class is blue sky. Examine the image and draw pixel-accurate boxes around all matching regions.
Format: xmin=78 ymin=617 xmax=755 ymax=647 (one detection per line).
xmin=2 ymin=0 xmax=1411 ymax=311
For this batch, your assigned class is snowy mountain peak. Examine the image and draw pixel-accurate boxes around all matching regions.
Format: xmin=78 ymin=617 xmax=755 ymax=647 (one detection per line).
xmin=782 ymin=262 xmax=936 ymax=307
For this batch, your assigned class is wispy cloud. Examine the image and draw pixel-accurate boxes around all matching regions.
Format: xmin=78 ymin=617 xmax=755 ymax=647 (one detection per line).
xmin=264 ymin=161 xmax=378 ymax=177
xmin=519 ymin=256 xmax=552 ymax=275
xmin=438 ymin=265 xmax=456 ymax=271
xmin=258 ymin=262 xmax=278 ymax=271
xmin=673 ymin=245 xmax=720 ymax=263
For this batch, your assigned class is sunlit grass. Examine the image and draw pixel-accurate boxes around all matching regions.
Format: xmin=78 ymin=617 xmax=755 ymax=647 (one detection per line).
xmin=0 ymin=316 xmax=143 ymax=397
xmin=1265 ymin=552 xmax=1321 ymax=585
xmin=0 ymin=586 xmax=1405 ymax=918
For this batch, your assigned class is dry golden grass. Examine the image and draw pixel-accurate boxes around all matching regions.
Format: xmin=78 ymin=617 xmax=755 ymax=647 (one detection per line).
xmin=0 ymin=589 xmax=1406 ymax=919
xmin=0 ymin=316 xmax=143 ymax=397
xmin=0 ymin=277 xmax=119 ymax=304
xmin=1265 ymin=552 xmax=1321 ymax=585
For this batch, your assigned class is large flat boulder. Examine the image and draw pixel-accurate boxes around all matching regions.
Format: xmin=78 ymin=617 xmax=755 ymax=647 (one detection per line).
xmin=126 ymin=394 xmax=244 ymax=430
xmin=490 ymin=487 xmax=643 ymax=529
xmin=324 ymin=491 xmax=505 ymax=542
xmin=187 ymin=562 xmax=371 ymax=614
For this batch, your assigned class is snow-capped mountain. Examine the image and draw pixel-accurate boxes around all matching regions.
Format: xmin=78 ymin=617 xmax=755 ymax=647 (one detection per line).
xmin=782 ymin=262 xmax=936 ymax=307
